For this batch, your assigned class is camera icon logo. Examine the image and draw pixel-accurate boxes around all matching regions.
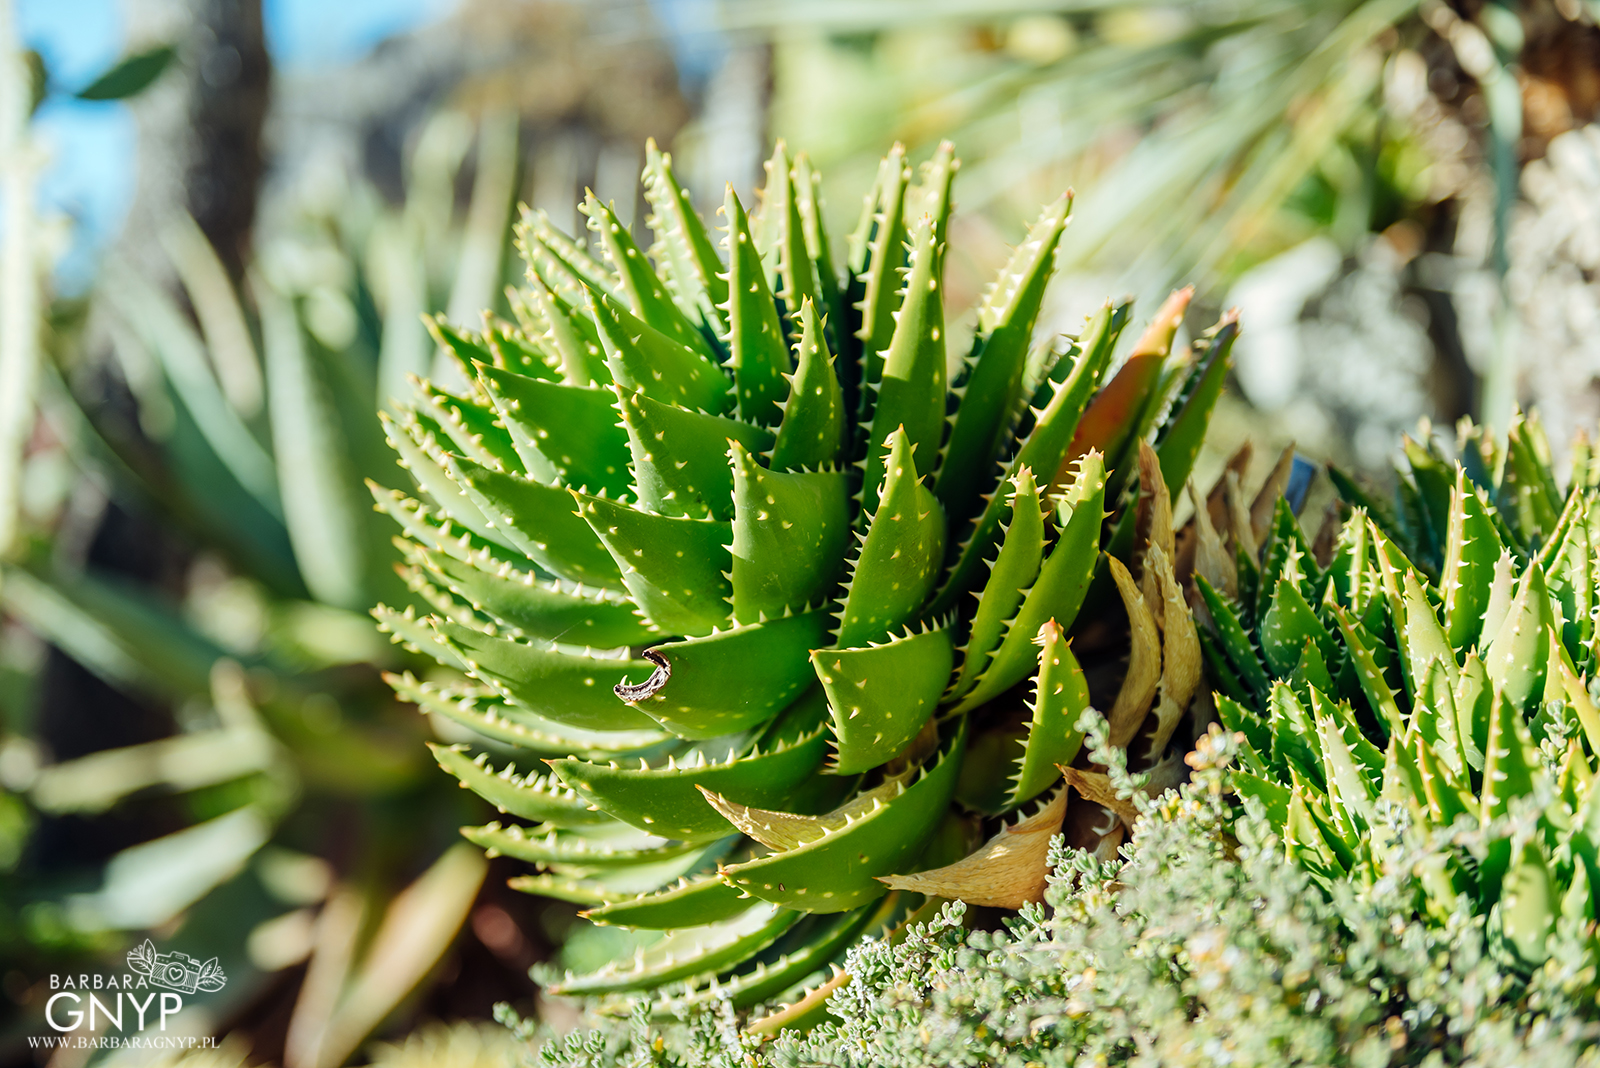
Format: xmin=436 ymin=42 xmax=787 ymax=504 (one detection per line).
xmin=127 ymin=940 xmax=226 ymax=995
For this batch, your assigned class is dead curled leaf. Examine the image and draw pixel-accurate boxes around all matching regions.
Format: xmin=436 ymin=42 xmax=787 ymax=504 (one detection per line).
xmin=876 ymin=787 xmax=1067 ymax=908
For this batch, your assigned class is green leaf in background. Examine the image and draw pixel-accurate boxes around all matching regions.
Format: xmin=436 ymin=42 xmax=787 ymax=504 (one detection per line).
xmin=76 ymin=44 xmax=176 ymax=101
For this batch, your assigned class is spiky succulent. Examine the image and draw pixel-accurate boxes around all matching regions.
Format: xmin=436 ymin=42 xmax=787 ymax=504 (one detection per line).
xmin=1201 ymin=410 xmax=1600 ymax=971
xmin=373 ymin=139 xmax=1236 ymax=1014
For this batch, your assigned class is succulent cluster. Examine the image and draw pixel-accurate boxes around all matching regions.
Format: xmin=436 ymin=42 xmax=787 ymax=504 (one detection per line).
xmin=1202 ymin=411 xmax=1600 ymax=970
xmin=372 ymin=139 xmax=1236 ymax=1014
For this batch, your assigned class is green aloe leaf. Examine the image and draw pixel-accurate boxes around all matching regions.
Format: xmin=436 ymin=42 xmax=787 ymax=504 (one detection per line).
xmin=859 ymin=213 xmax=947 ymax=516
xmin=428 ymin=743 xmax=612 ymax=827
xmin=723 ymin=187 xmax=793 ymax=425
xmin=403 ymin=539 xmax=658 ymax=647
xmin=935 ymin=194 xmax=1072 ymax=533
xmin=952 ymin=454 xmax=1106 ymax=714
xmin=477 ymin=365 xmax=632 ymax=496
xmin=450 ymin=459 xmax=624 ymax=589
xmin=616 ymin=613 xmax=832 ymax=740
xmin=853 ymin=145 xmax=912 ymax=413
xmin=572 ymin=492 xmax=732 ymax=635
xmin=548 ymin=901 xmax=801 ymax=996
xmin=769 ymin=299 xmax=846 ymax=473
xmin=813 ymin=622 xmax=955 ymax=774
xmin=715 ymin=720 xmax=966 ymax=913
xmin=553 ymin=690 xmax=829 ymax=841
xmin=729 ymin=441 xmax=850 ymax=623
xmin=1006 ymin=619 xmax=1089 ymax=806
xmin=432 ymin=617 xmax=660 ymax=731
xmin=590 ymin=290 xmax=732 ymax=416
xmin=931 ymin=300 xmax=1129 ymax=619
xmin=949 ymin=466 xmax=1046 ymax=703
xmin=643 ymin=140 xmax=729 ymax=334
xmin=582 ymin=872 xmax=748 ymax=930
xmin=835 ymin=429 xmax=946 ymax=648
xmin=616 ymin=386 xmax=774 ymax=520
xmin=583 ymin=192 xmax=720 ymax=365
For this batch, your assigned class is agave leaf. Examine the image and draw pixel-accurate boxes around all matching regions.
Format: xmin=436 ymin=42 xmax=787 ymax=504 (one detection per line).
xmin=428 ymin=744 xmax=611 ymax=827
xmin=643 ymin=140 xmax=728 ymax=334
xmin=1006 ymin=622 xmax=1088 ymax=806
xmin=714 ymin=720 xmax=966 ymax=913
xmin=476 ymin=365 xmax=631 ymax=495
xmin=860 ymin=214 xmax=947 ymax=515
xmin=935 ymin=195 xmax=1073 ymax=530
xmin=723 ymin=187 xmax=792 ymax=425
xmin=835 ymin=429 xmax=945 ymax=648
xmin=948 ymin=466 xmax=1046 ymax=703
xmin=550 ymin=901 xmax=801 ymax=996
xmin=813 ymin=622 xmax=955 ymax=774
xmin=616 ymin=385 xmax=774 ymax=521
xmin=769 ymin=300 xmax=846 ymax=472
xmin=552 ymin=694 xmax=828 ymax=841
xmin=589 ymin=290 xmax=732 ymax=416
xmin=572 ymin=492 xmax=731 ymax=635
xmin=432 ymin=618 xmax=659 ymax=731
xmin=614 ymin=613 xmax=832 ymax=740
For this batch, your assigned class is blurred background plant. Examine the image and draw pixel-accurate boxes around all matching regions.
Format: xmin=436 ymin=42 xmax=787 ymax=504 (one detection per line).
xmin=3 ymin=0 xmax=1600 ymax=1065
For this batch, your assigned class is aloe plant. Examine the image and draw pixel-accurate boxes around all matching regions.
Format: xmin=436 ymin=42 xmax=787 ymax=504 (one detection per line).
xmin=376 ymin=138 xmax=1236 ymax=1018
xmin=1200 ymin=410 xmax=1600 ymax=969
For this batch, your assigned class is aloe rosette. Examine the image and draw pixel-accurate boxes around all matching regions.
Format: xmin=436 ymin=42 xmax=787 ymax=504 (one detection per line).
xmin=372 ymin=139 xmax=1235 ymax=1013
xmin=1202 ymin=412 xmax=1600 ymax=970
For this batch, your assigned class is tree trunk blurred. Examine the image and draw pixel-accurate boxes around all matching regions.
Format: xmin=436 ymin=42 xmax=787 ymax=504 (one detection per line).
xmin=185 ymin=0 xmax=271 ymax=279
